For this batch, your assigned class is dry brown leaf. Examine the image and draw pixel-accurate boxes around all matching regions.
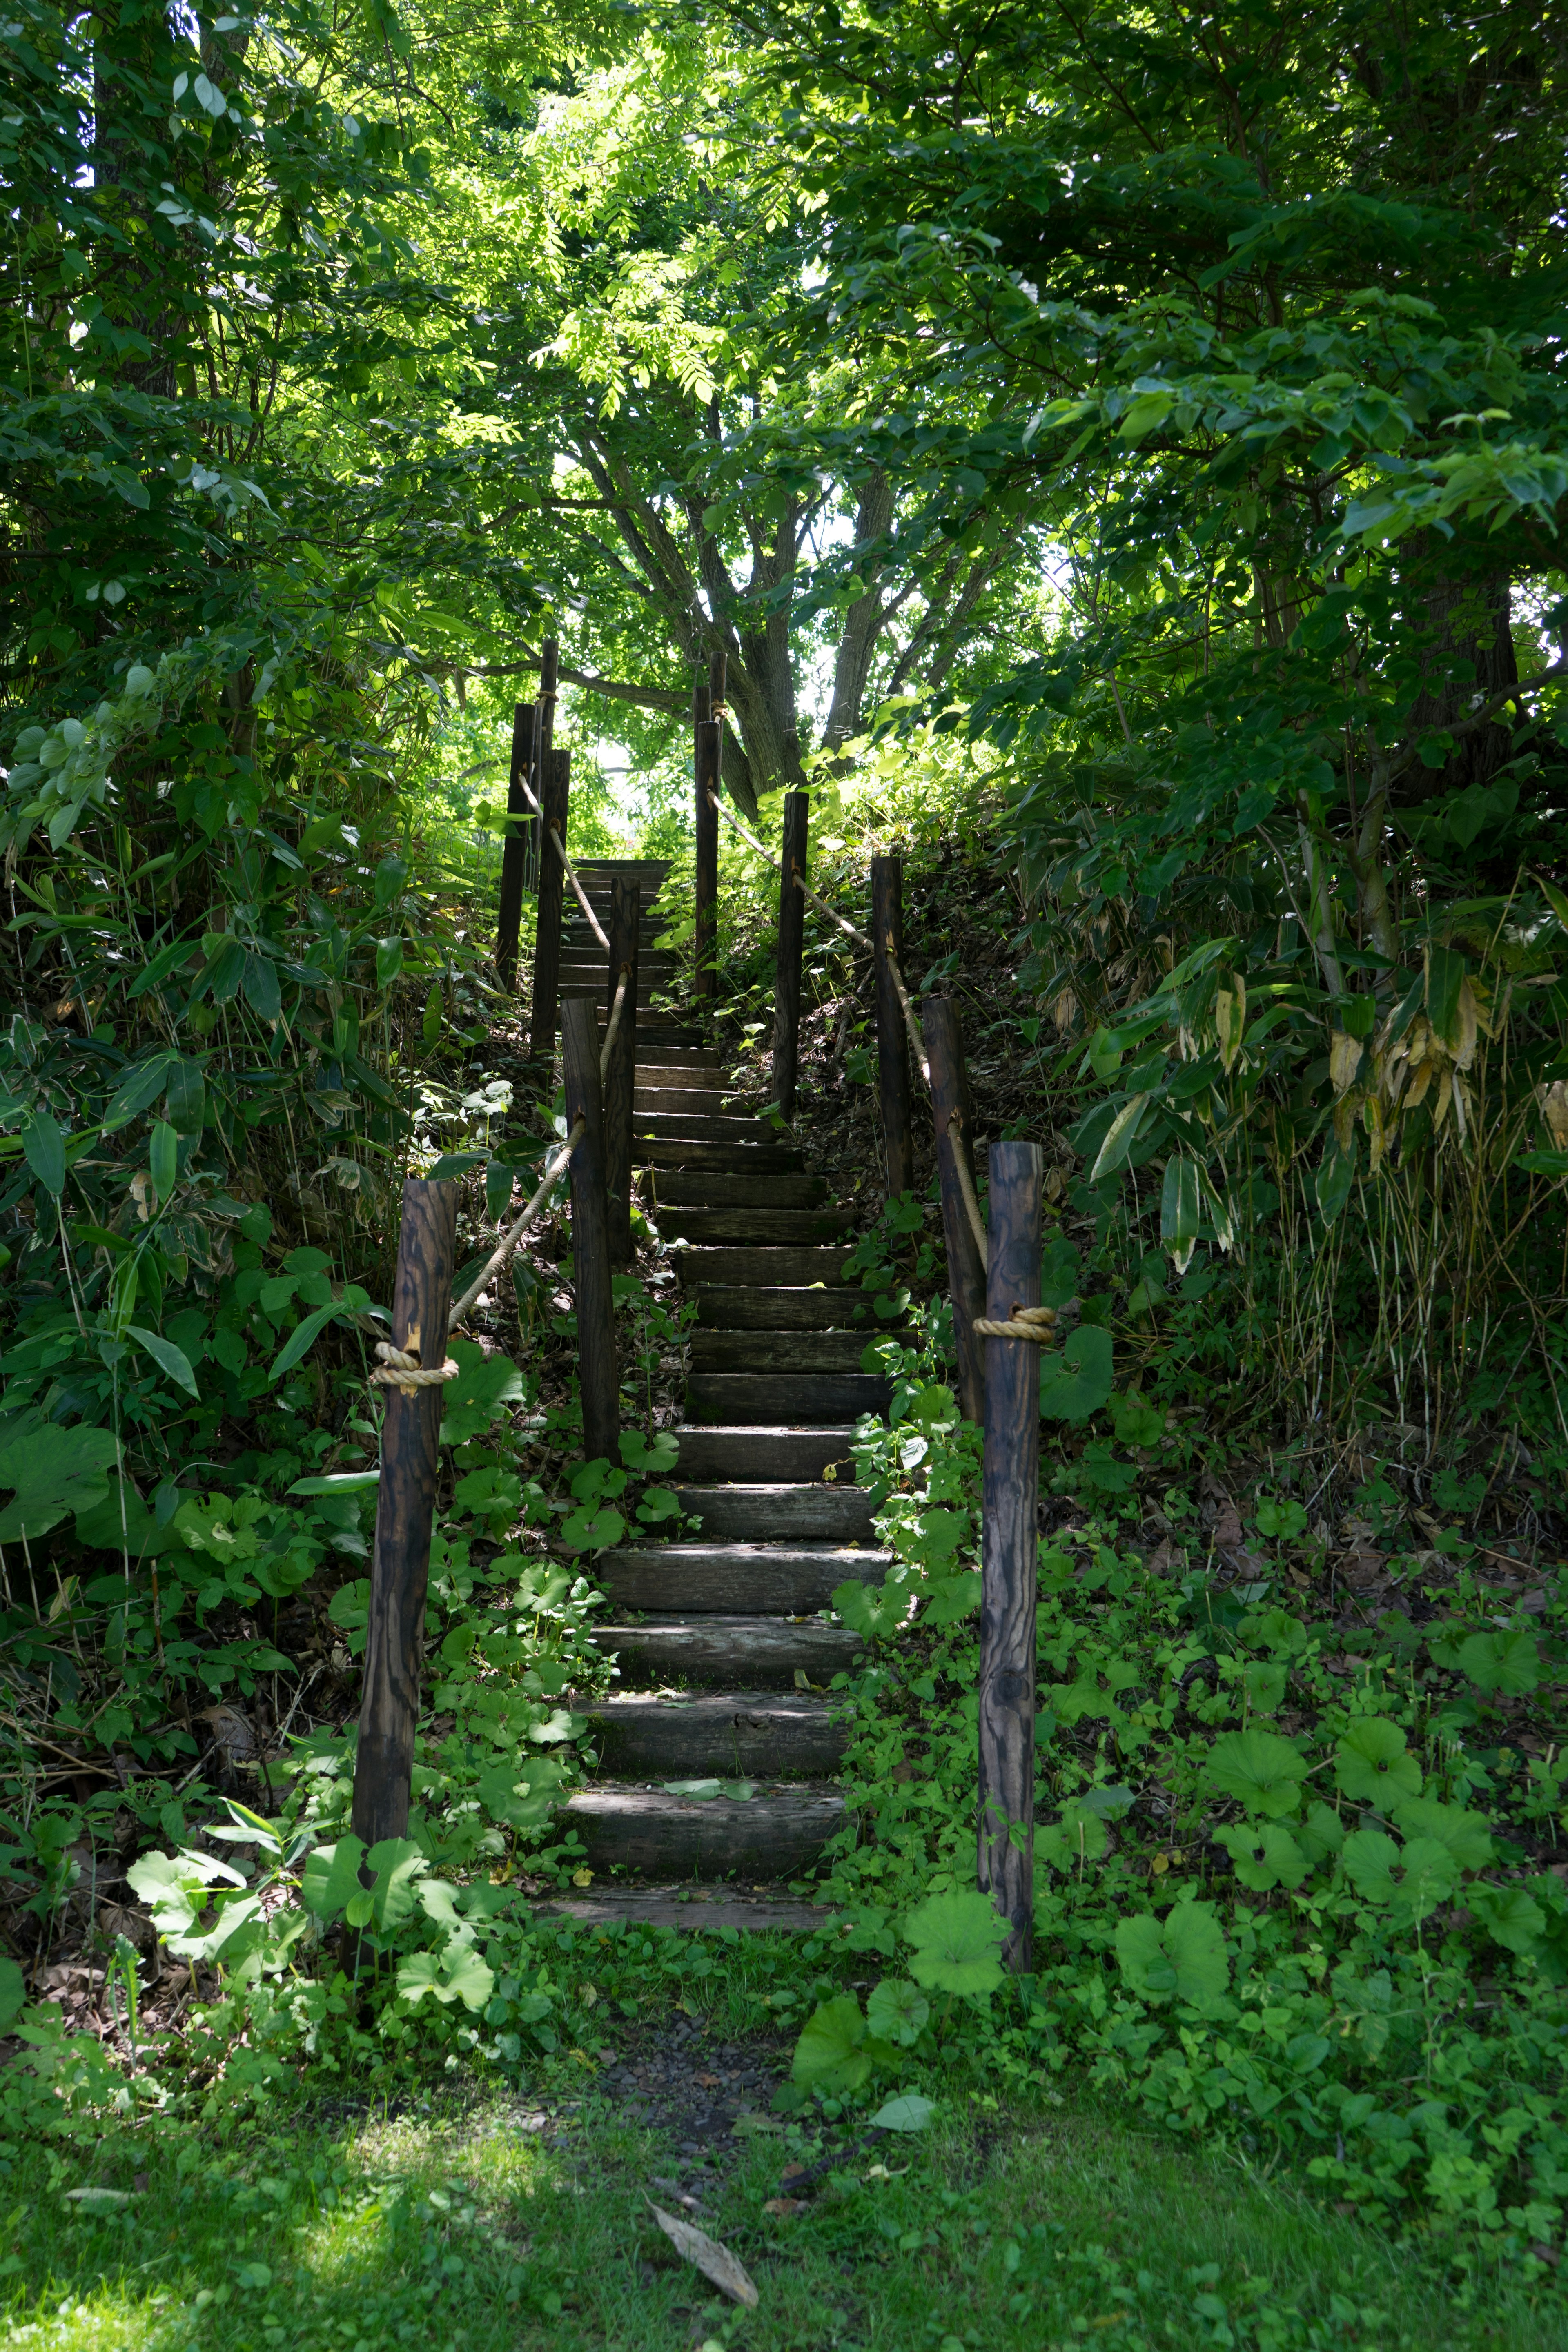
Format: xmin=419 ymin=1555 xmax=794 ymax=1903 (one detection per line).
xmin=646 ymin=2198 xmax=759 ymax=2307
xmin=763 ymin=2197 xmax=807 ymax=2217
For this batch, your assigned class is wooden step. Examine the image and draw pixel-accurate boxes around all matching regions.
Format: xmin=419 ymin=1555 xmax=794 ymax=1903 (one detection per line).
xmin=564 ymin=1783 xmax=844 ymax=1878
xmin=668 ymin=1425 xmax=858 ymax=1482
xmin=637 ymin=1051 xmax=722 ymax=1074
xmin=635 ymin=1111 xmax=785 ymax=1142
xmin=651 ymin=1140 xmax=804 ymax=1172
xmin=658 ymin=1207 xmax=854 ymax=1247
xmin=689 ymin=1329 xmax=890 ymax=1374
xmin=669 ymin=1485 xmax=875 ymax=1540
xmin=599 ymin=1539 xmax=884 ymax=1611
xmin=686 ymin=1372 xmax=894 ymax=1423
xmin=693 ymin=1287 xmax=871 ymax=1330
xmin=677 ymin=1245 xmax=853 ymax=1285
xmin=656 ymin=1173 xmax=829 ymax=1209
xmin=541 ymin=1886 xmax=830 ymax=1932
xmin=634 ymin=1088 xmax=730 ymax=1116
xmin=573 ymin=1690 xmax=849 ymax=1777
xmin=588 ymin=1617 xmax=862 ymax=1684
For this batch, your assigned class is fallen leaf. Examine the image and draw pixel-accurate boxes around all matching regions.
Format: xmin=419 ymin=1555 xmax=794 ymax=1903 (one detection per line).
xmin=646 ymin=2198 xmax=759 ymax=2306
xmin=571 ymin=1867 xmax=594 ymax=1887
xmin=64 ymin=2187 xmax=137 ymax=2205
xmin=763 ymin=2197 xmax=807 ymax=2217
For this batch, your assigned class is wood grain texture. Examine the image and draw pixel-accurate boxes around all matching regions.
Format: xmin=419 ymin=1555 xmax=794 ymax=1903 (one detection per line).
xmin=351 ymin=1179 xmax=459 ymax=1849
xmin=689 ymin=1327 xmax=893 ymax=1375
xmin=685 ymin=1371 xmax=893 ymax=1425
xmin=668 ymin=1481 xmax=876 ymax=1539
xmin=527 ymin=746 xmax=571 ymax=1055
xmin=654 ymin=1172 xmax=827 ymax=1208
xmin=659 ymin=1207 xmax=855 ymax=1247
xmin=649 ymin=1140 xmax=805 ymax=1173
xmin=924 ymin=997 xmax=987 ymax=1426
xmin=574 ymin=1690 xmax=848 ymax=1777
xmin=693 ymin=684 xmax=719 ymax=1006
xmin=495 ymin=702 xmax=536 ymax=989
xmin=588 ymin=1616 xmax=863 ymax=1685
xmin=598 ymin=1539 xmax=882 ymax=1613
xmin=675 ymin=1245 xmax=853 ymax=1285
xmin=772 ymin=790 xmax=808 ymax=1122
xmin=561 ymin=995 xmax=619 ymax=1462
xmin=604 ymin=874 xmax=640 ymax=1264
xmin=871 ymin=853 xmax=913 ymax=1197
xmin=977 ymin=1138 xmax=1043 ymax=1974
xmin=565 ymin=1784 xmax=844 ymax=1878
xmin=666 ymin=1425 xmax=858 ymax=1482
xmin=691 ymin=1287 xmax=875 ymax=1331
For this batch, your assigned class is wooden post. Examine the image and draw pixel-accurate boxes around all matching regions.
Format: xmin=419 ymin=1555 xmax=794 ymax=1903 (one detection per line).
xmin=772 ymin=790 xmax=808 ymax=1123
xmin=871 ymin=851 xmax=913 ymax=1198
xmin=693 ymin=667 xmax=722 ymax=1010
xmin=925 ymin=997 xmax=987 ymax=1426
xmin=604 ymin=873 xmax=640 ymax=1264
xmin=976 ymin=1140 xmax=1042 ymax=1974
xmin=351 ymin=1178 xmax=459 ymax=1849
xmin=495 ymin=702 xmax=536 ymax=990
xmin=528 ymin=746 xmax=571 ymax=1060
xmin=561 ymin=995 xmax=619 ymax=1461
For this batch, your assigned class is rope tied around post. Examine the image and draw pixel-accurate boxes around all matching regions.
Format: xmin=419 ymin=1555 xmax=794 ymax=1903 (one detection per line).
xmin=973 ymin=1304 xmax=1058 ymax=1342
xmin=370 ymin=1340 xmax=461 ymax=1392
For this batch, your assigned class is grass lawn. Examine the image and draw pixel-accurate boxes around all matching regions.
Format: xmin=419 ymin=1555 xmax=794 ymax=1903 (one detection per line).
xmin=5 ymin=2035 xmax=1564 ymax=2352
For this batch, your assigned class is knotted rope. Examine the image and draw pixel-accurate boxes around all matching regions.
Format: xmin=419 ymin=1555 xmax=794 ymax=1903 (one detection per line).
xmin=973 ymin=1304 xmax=1058 ymax=1342
xmin=370 ymin=1341 xmax=461 ymax=1392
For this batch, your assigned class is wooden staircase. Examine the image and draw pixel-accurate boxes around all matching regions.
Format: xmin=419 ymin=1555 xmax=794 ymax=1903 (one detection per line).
xmin=552 ymin=861 xmax=892 ymax=1886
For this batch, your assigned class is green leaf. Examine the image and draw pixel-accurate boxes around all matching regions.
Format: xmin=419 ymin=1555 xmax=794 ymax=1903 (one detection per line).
xmin=365 ymin=1838 xmax=428 ymax=1929
xmin=439 ymin=1338 xmax=527 ymax=1444
xmin=301 ymin=1835 xmax=368 ymax=1922
xmin=0 ymin=1956 xmax=26 ymax=2035
xmin=866 ymin=1978 xmax=929 ymax=2047
xmin=422 ymin=982 xmax=442 ymax=1046
xmin=396 ymin=1943 xmax=496 ymax=2011
xmin=1468 ymin=1882 xmax=1546 ymax=1956
xmin=22 ymin=1109 xmax=65 ymax=1198
xmin=791 ymin=1993 xmax=872 ymax=2090
xmin=1341 ymin=1829 xmax=1457 ymax=1920
xmin=833 ymin=1576 xmax=911 ymax=1642
xmin=902 ymin=1889 xmax=1009 ymax=1997
xmin=1214 ymin=1820 xmax=1307 ymax=1891
xmin=242 ymin=951 xmax=283 ymax=1026
xmin=0 ymin=1411 xmax=118 ymax=1541
xmin=1457 ymin=1628 xmax=1539 ymax=1696
xmin=376 ymin=935 xmax=405 ymax=989
xmin=1390 ymin=1796 xmax=1491 ymax=1871
xmin=1115 ymin=1901 xmax=1229 ymax=2006
xmin=1334 ymin=1718 xmax=1422 ymax=1805
xmin=1160 ymin=1156 xmax=1203 ymax=1275
xmin=869 ymin=2092 xmax=936 ymax=2132
xmin=149 ymin=1119 xmax=178 ymax=1203
xmin=269 ymin=1301 xmax=347 ymax=1382
xmin=102 ymin=1050 xmax=180 ymax=1129
xmin=1038 ymin=1326 xmax=1115 ymax=1424
xmin=289 ymin=1471 xmax=381 ymax=1496
xmin=1202 ymin=1728 xmax=1308 ymax=1818
xmin=1090 ymin=1094 xmax=1149 ymax=1180
xmin=1426 ymin=944 xmax=1466 ymax=1048
xmin=127 ymin=1325 xmax=200 ymax=1400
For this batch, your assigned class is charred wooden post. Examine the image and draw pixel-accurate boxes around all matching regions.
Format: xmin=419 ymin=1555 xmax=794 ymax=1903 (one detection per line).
xmin=771 ymin=790 xmax=808 ymax=1123
xmin=351 ymin=1179 xmax=459 ymax=1848
xmin=495 ymin=702 xmax=536 ymax=990
xmin=925 ymin=996 xmax=987 ymax=1425
xmin=604 ymin=873 xmax=641 ymax=1264
xmin=528 ymin=746 xmax=571 ymax=1060
xmin=693 ymin=657 xmax=725 ymax=1009
xmin=871 ymin=851 xmax=913 ymax=1198
xmin=561 ymin=994 xmax=619 ymax=1460
xmin=976 ymin=1139 xmax=1043 ymax=1973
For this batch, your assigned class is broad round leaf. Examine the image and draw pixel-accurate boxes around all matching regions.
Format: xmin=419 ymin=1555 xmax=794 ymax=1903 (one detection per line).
xmin=791 ymin=1993 xmax=872 ymax=2090
xmin=1115 ymin=1901 xmax=1229 ymax=2006
xmin=1201 ymin=1728 xmax=1308 ymax=1818
xmin=1334 ymin=1717 xmax=1422 ymax=1805
xmin=1457 ymin=1629 xmax=1539 ymax=1697
xmin=866 ymin=1978 xmax=930 ymax=2047
xmin=902 ymin=1889 xmax=1009 ymax=1996
xmin=1214 ymin=1820 xmax=1307 ymax=1891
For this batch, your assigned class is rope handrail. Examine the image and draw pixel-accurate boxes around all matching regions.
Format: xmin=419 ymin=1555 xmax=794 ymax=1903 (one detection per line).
xmin=516 ymin=771 xmax=611 ymax=951
xmin=973 ymin=1305 xmax=1057 ymax=1342
xmin=599 ymin=967 xmax=629 ymax=1082
xmin=447 ymin=1114 xmax=586 ymax=1330
xmin=946 ymin=1107 xmax=989 ymax=1267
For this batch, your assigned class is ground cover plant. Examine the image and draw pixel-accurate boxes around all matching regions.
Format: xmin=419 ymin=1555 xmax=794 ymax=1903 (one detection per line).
xmin=5 ymin=0 xmax=1568 ymax=2345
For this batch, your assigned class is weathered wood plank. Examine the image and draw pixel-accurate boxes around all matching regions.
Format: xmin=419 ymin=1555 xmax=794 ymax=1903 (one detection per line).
xmin=588 ymin=1617 xmax=863 ymax=1684
xmin=667 ymin=1425 xmax=858 ymax=1482
xmin=978 ymin=1138 xmax=1043 ymax=1976
xmin=653 ymin=1141 xmax=805 ymax=1172
xmin=528 ymin=746 xmax=570 ymax=1056
xmin=689 ymin=1328 xmax=888 ymax=1375
xmin=925 ymin=996 xmax=987 ymax=1425
xmin=670 ymin=1483 xmax=877 ymax=1539
xmin=565 ymin=1784 xmax=844 ymax=1878
xmin=872 ymin=851 xmax=913 ymax=1197
xmin=562 ymin=996 xmax=618 ymax=1463
xmin=659 ymin=1208 xmax=855 ymax=1247
xmin=773 ymin=789 xmax=808 ymax=1122
xmin=692 ymin=1287 xmax=872 ymax=1331
xmin=599 ymin=1539 xmax=882 ymax=1612
xmin=575 ymin=1690 xmax=849 ymax=1777
xmin=686 ymin=1372 xmax=893 ymax=1424
xmin=655 ymin=1172 xmax=828 ymax=1208
xmin=676 ymin=1245 xmax=853 ymax=1285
